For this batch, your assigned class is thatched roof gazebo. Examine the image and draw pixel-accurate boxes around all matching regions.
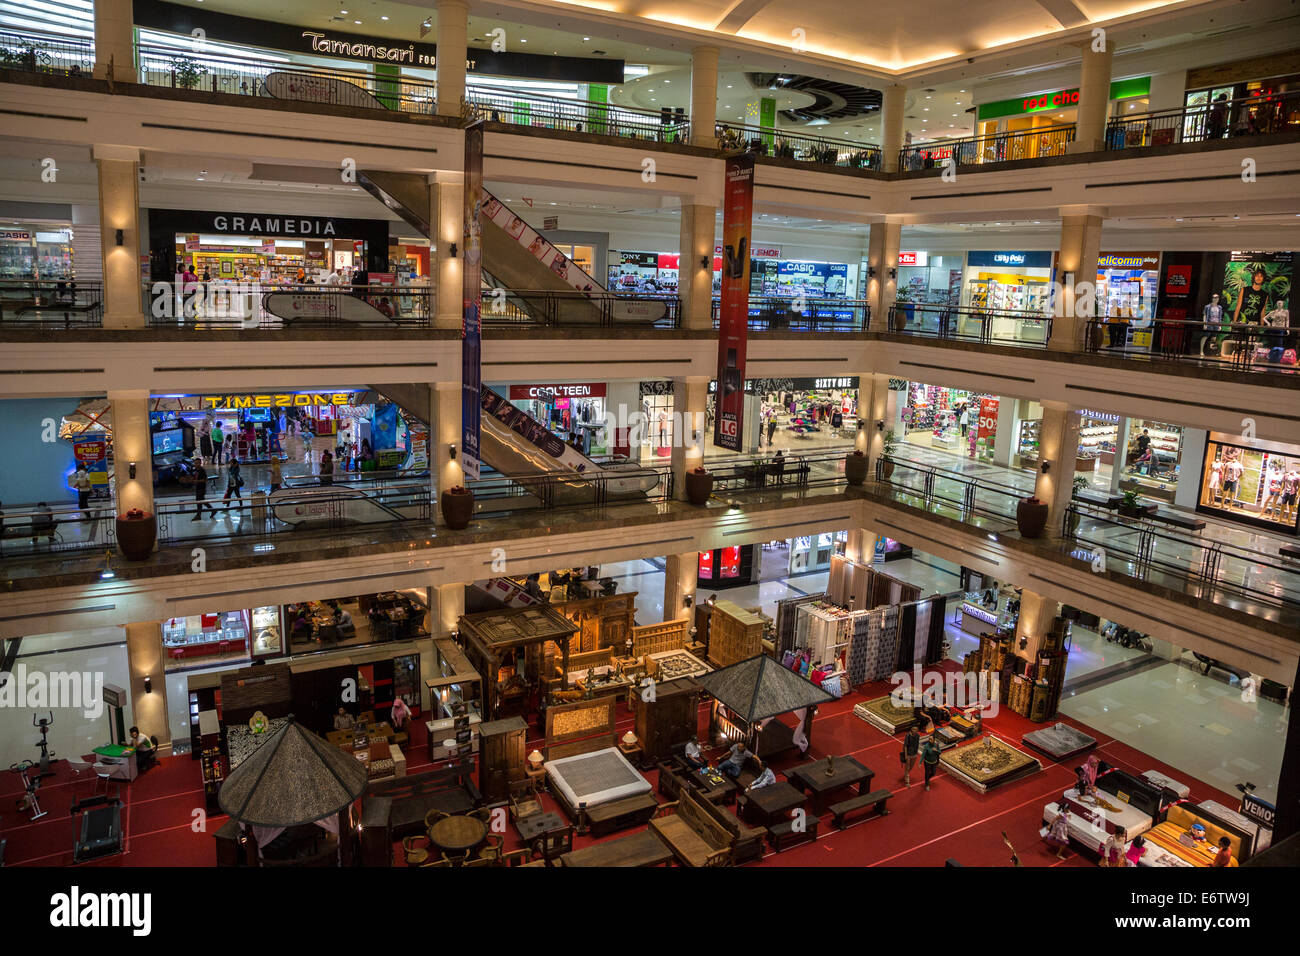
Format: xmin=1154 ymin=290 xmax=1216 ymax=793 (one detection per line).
xmin=217 ymin=716 xmax=369 ymax=866
xmin=697 ymin=654 xmax=834 ymax=758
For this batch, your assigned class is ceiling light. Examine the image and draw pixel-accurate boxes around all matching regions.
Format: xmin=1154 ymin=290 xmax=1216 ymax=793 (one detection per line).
xmin=381 ymin=14 xmax=388 ymax=19
xmin=520 ymin=38 xmax=527 ymax=42
xmin=583 ymin=36 xmax=590 ymax=41
xmin=340 ymin=8 xmax=348 ymax=12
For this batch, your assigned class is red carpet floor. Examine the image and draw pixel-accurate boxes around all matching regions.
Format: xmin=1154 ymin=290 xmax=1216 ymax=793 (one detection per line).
xmin=0 ymin=667 xmax=1240 ymax=868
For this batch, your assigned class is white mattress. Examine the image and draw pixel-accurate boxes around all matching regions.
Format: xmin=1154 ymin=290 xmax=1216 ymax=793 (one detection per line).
xmin=1043 ymin=788 xmax=1154 ymax=853
xmin=545 ymin=746 xmax=652 ymax=810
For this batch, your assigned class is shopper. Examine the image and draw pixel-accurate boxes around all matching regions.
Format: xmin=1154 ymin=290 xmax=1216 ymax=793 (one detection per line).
xmin=199 ymin=424 xmax=213 ymax=464
xmin=333 ymin=707 xmax=355 ymax=731
xmin=766 ymin=413 xmax=777 ymax=447
xmin=269 ymin=456 xmax=282 ymax=493
xmin=223 ymin=457 xmax=244 ymax=510
xmin=320 ymin=449 xmax=334 ymax=485
xmin=190 ymin=458 xmax=215 ymax=520
xmin=958 ymin=404 xmax=970 ymax=437
xmin=745 ymin=759 xmax=776 ymax=792
xmin=1206 ymin=93 xmax=1228 ymax=140
xmin=391 ymin=695 xmax=412 ymax=730
xmin=920 ymin=735 xmax=940 ymax=790
xmin=718 ymin=741 xmax=752 ymax=779
xmin=901 ymin=724 xmax=921 ymax=785
xmin=211 ymin=421 xmax=225 ymax=465
xmin=1125 ymin=834 xmax=1148 ymax=866
xmin=683 ymin=735 xmax=706 ymax=770
xmin=1212 ymin=836 xmax=1233 ymax=867
xmin=1045 ymin=809 xmax=1071 ymax=860
xmin=71 ymin=464 xmax=92 ymax=511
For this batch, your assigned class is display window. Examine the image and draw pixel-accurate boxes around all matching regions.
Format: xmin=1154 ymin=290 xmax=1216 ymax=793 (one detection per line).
xmin=895 ymin=251 xmax=964 ymax=314
xmin=0 ymin=224 xmax=75 ymax=279
xmin=962 ymin=251 xmax=1054 ymax=343
xmin=173 ymin=234 xmax=370 ymax=284
xmin=506 ymin=382 xmax=608 ymax=456
xmin=163 ymin=611 xmax=251 ymax=667
xmin=1121 ymin=420 xmax=1183 ymax=501
xmin=1075 ymin=409 xmax=1121 ymax=482
xmin=608 ymin=250 xmax=722 ymax=295
xmin=250 ymin=606 xmax=284 ymax=658
xmin=903 ymin=383 xmax=997 ymax=461
xmin=1095 ymin=253 xmax=1161 ymax=348
xmin=1198 ymin=435 xmax=1300 ymax=534
xmin=788 ymin=531 xmax=847 ymax=573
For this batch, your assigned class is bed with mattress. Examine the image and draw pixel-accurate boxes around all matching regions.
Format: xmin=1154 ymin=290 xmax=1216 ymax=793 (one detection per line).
xmin=545 ymin=747 xmax=654 ymax=817
xmin=1043 ymin=787 xmax=1155 ymax=853
xmin=1129 ymin=804 xmax=1244 ymax=867
xmin=939 ymin=735 xmax=1041 ymax=793
xmin=1022 ymin=722 xmax=1097 ymax=761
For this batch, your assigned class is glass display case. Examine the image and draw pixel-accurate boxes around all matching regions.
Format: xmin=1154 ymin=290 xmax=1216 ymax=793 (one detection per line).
xmin=163 ymin=611 xmax=250 ymax=664
xmin=1017 ymin=419 xmax=1042 ymax=469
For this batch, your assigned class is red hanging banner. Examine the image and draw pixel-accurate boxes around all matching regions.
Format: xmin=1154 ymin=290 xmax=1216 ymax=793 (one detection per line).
xmin=714 ymin=154 xmax=755 ymax=452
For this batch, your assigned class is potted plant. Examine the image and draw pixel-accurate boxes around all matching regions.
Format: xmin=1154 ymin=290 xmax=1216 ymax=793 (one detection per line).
xmin=1016 ymin=495 xmax=1049 ymax=539
xmin=877 ymin=429 xmax=899 ymax=480
xmin=170 ymin=55 xmax=209 ymax=90
xmin=844 ymin=449 xmax=869 ymax=486
xmin=1066 ymin=475 xmax=1088 ymax=537
xmin=1118 ymin=488 xmax=1146 ymax=518
xmin=115 ymin=507 xmax=156 ymax=561
xmin=1 ymin=42 xmax=50 ymax=72
xmin=440 ymin=484 xmax=474 ymax=530
xmin=685 ymin=465 xmax=714 ymax=506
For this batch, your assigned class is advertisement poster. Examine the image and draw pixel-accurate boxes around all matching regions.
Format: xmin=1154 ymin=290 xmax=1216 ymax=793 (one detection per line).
xmin=406 ymin=425 xmax=428 ymax=471
xmin=1222 ymin=251 xmax=1292 ymax=324
xmin=72 ymin=436 xmax=109 ymax=488
xmin=714 ymin=154 xmax=755 ymax=452
xmin=461 ymin=120 xmax=485 ymax=480
xmin=978 ymin=397 xmax=1000 ymax=439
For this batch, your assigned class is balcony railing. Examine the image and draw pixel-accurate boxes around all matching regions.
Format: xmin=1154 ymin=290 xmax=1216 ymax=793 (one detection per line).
xmin=1083 ymin=316 xmax=1299 ymax=373
xmin=1105 ymin=90 xmax=1300 ymax=151
xmin=715 ymin=122 xmax=881 ymax=170
xmin=0 ymin=279 xmax=104 ymax=327
xmin=898 ymin=124 xmax=1075 ymax=171
xmin=480 ymin=288 xmax=682 ymax=329
xmin=887 ymin=302 xmax=1051 ymax=347
xmin=0 ymin=30 xmax=93 ymax=76
xmin=465 ymin=87 xmax=689 ymax=143
xmin=712 ymin=296 xmax=871 ymax=332
xmin=145 ymin=282 xmax=431 ymax=329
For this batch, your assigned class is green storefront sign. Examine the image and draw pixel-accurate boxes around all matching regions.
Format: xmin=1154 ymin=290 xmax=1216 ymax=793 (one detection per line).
xmin=977 ymin=76 xmax=1151 ymax=122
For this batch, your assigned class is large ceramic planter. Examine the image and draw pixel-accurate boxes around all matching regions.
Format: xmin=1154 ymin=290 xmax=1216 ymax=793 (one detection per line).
xmin=1015 ymin=498 xmax=1049 ymax=539
xmin=115 ymin=512 xmax=157 ymax=561
xmin=878 ymin=458 xmax=896 ymax=481
xmin=845 ymin=453 xmax=869 ymax=486
xmin=685 ymin=470 xmax=714 ymax=506
xmin=1088 ymin=322 xmax=1106 ymax=352
xmin=440 ymin=489 xmax=475 ymax=530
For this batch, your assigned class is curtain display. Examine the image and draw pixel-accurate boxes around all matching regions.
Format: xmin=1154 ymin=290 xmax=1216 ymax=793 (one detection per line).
xmin=774 ymin=593 xmax=827 ymax=658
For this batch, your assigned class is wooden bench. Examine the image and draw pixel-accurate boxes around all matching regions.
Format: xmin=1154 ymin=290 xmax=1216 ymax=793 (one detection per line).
xmin=649 ymin=789 xmax=733 ymax=867
xmin=584 ymin=792 xmax=660 ymax=836
xmin=366 ymin=761 xmax=482 ymax=839
xmin=1150 ymin=509 xmax=1206 ymax=531
xmin=767 ymin=815 xmax=820 ymax=852
xmin=695 ymin=793 xmax=766 ymax=865
xmin=1280 ymin=545 xmax=1300 ymax=561
xmin=831 ymin=789 xmax=894 ymax=830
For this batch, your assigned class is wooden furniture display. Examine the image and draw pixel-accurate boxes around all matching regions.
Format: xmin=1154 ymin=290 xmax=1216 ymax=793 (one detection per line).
xmin=360 ymin=796 xmax=393 ymax=867
xmin=366 ymin=762 xmax=482 ymax=839
xmin=707 ymin=601 xmax=765 ymax=668
xmin=632 ymin=677 xmax=701 ymax=767
xmin=459 ymin=606 xmax=578 ymax=719
xmin=830 ymin=789 xmax=894 ymax=829
xmin=550 ymin=591 xmax=637 ymax=653
xmin=648 ymin=788 xmax=733 ymax=867
xmin=585 ymin=792 xmax=660 ymax=836
xmin=478 ymin=716 xmax=528 ymax=805
xmin=738 ymin=781 xmax=806 ymax=827
xmin=516 ymin=809 xmax=567 ymax=848
xmin=559 ymin=829 xmax=674 ymax=867
xmin=695 ymin=795 xmax=766 ymax=864
xmin=768 ymin=815 xmax=820 ymax=852
xmin=630 ymin=617 xmax=691 ymax=657
xmin=428 ymin=814 xmax=489 ymax=859
xmin=787 ymin=755 xmax=875 ymax=813
xmin=657 ymin=757 xmax=737 ymax=806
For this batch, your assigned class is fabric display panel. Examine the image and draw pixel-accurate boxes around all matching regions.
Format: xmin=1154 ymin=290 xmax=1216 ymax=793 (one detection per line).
xmin=925 ymin=596 xmax=948 ymax=665
xmin=913 ymin=601 xmax=931 ymax=667
xmin=794 ymin=602 xmax=855 ymax=672
xmin=847 ymin=613 xmax=873 ymax=686
xmin=774 ymin=593 xmax=827 ymax=658
xmin=895 ymin=602 xmax=919 ymax=670
xmin=878 ymin=606 xmax=900 ymax=679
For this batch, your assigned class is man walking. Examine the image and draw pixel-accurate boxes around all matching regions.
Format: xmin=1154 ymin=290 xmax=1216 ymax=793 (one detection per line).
xmin=71 ymin=464 xmax=93 ymax=512
xmin=901 ymin=725 xmax=921 ymax=786
xmin=190 ymin=458 xmax=215 ymax=520
xmin=921 ymin=735 xmax=941 ymax=791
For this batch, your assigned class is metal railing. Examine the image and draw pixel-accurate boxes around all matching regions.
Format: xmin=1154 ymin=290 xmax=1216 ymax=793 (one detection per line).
xmin=1083 ymin=316 xmax=1299 ymax=373
xmin=704 ymin=450 xmax=848 ymax=494
xmin=0 ymin=279 xmax=104 ymax=327
xmin=1105 ymin=90 xmax=1300 ymax=151
xmin=466 ymin=87 xmax=689 ymax=143
xmin=479 ymin=288 xmax=682 ymax=329
xmin=0 ymin=30 xmax=93 ymax=76
xmin=712 ymin=296 xmax=870 ymax=332
xmin=145 ymin=282 xmax=431 ymax=329
xmin=887 ymin=302 xmax=1052 ymax=347
xmin=715 ymin=122 xmax=881 ymax=170
xmin=898 ymin=124 xmax=1075 ymax=170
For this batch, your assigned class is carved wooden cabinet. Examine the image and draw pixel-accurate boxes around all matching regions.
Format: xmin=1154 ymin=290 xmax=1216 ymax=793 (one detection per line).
xmin=633 ymin=677 xmax=701 ymax=767
xmin=478 ymin=716 xmax=528 ymax=805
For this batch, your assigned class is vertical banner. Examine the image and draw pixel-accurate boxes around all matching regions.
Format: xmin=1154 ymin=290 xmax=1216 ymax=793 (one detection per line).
xmin=714 ymin=154 xmax=755 ymax=452
xmin=461 ymin=120 xmax=485 ymax=480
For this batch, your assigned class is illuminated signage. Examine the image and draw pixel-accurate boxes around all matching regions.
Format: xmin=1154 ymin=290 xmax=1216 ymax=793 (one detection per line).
xmin=507 ymin=383 xmax=606 ymax=400
xmin=200 ymin=392 xmax=356 ymax=409
xmin=976 ymin=77 xmax=1151 ymax=122
xmin=897 ymin=251 xmax=927 ymax=267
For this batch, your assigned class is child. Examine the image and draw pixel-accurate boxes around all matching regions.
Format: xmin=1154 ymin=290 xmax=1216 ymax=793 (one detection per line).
xmin=1044 ymin=808 xmax=1070 ymax=859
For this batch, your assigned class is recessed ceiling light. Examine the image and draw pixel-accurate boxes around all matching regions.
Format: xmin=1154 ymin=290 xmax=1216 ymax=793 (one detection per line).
xmin=520 ymin=38 xmax=527 ymax=42
xmin=583 ymin=36 xmax=590 ymax=41
xmin=381 ymin=15 xmax=388 ymax=20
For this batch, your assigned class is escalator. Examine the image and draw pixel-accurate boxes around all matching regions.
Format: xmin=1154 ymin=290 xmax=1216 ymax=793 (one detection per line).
xmin=358 ymin=170 xmax=668 ymax=326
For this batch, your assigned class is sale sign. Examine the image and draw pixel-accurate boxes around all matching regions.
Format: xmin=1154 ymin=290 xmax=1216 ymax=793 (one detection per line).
xmin=978 ymin=398 xmax=999 ymax=440
xmin=714 ymin=154 xmax=755 ymax=453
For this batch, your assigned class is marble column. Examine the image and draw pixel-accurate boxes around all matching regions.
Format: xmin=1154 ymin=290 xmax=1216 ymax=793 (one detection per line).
xmin=678 ymin=203 xmax=716 ymax=330
xmin=845 ymin=527 xmax=879 ymax=564
xmin=96 ymin=147 xmax=145 ymax=329
xmin=1012 ymin=588 xmax=1058 ymax=658
xmin=662 ymin=551 xmax=698 ymax=623
xmin=93 ymin=0 xmax=134 ymax=83
xmin=429 ymin=172 xmax=464 ymax=330
xmin=1031 ymin=402 xmax=1082 ymax=536
xmin=1068 ymin=43 xmax=1114 ymax=154
xmin=125 ymin=621 xmax=169 ymax=751
xmin=431 ymin=381 xmax=462 ymax=523
xmin=880 ymin=85 xmax=907 ymax=173
xmin=866 ymin=219 xmax=902 ymax=329
xmin=435 ymin=0 xmax=469 ymax=118
xmin=670 ymin=376 xmax=709 ymax=500
xmin=1050 ymin=207 xmax=1104 ymax=353
xmin=109 ymin=390 xmax=154 ymax=522
xmin=689 ymin=46 xmax=720 ymax=148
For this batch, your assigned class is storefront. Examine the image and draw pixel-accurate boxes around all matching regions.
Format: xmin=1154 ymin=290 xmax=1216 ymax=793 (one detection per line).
xmin=962 ymin=250 xmax=1054 ymax=343
xmin=608 ymin=247 xmax=857 ymax=302
xmin=699 ymin=544 xmax=760 ymax=587
xmin=1197 ymin=432 xmax=1300 ymax=534
xmin=1094 ymin=252 xmax=1161 ymax=349
xmin=505 ymin=382 xmax=607 ymax=455
xmin=148 ymin=209 xmax=390 ymax=282
xmin=1155 ymin=250 xmax=1292 ymax=360
xmin=903 ymin=383 xmax=999 ymax=462
xmin=895 ymin=251 xmax=964 ymax=311
xmin=0 ymin=223 xmax=76 ymax=280
xmin=1120 ymin=419 xmax=1185 ymax=502
xmin=976 ymin=76 xmax=1152 ymax=151
xmin=1075 ymin=408 xmax=1122 ymax=483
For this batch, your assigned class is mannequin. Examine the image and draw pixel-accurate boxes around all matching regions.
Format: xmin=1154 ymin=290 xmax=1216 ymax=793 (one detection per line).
xmin=1261 ymin=459 xmax=1285 ymax=518
xmin=1282 ymin=461 xmax=1299 ymax=524
xmin=1207 ymin=454 xmax=1223 ymax=504
xmin=1222 ymin=451 xmax=1244 ymax=507
xmin=1200 ymin=294 xmax=1225 ymax=357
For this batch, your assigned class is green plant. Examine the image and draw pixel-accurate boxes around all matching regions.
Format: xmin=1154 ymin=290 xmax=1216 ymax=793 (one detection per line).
xmin=170 ymin=55 xmax=209 ymax=90
xmin=1120 ymin=489 xmax=1142 ymax=509
xmin=1 ymin=42 xmax=51 ymax=71
xmin=880 ymin=428 xmax=899 ymax=458
xmin=1071 ymin=475 xmax=1088 ymax=497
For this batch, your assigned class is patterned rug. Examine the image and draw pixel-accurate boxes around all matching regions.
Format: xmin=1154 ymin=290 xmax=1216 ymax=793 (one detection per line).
xmin=940 ymin=735 xmax=1042 ymax=793
xmin=853 ymin=695 xmax=920 ymax=735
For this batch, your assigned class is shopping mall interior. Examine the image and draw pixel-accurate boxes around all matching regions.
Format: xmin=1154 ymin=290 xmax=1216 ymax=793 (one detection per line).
xmin=0 ymin=0 xmax=1298 ymax=881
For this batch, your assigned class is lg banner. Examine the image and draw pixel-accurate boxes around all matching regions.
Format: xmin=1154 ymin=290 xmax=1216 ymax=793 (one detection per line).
xmin=714 ymin=154 xmax=755 ymax=452
xmin=461 ymin=120 xmax=485 ymax=480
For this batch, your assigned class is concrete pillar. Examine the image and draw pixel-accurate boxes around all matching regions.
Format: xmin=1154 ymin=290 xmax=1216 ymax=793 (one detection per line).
xmin=1068 ymin=44 xmax=1113 ymax=154
xmin=1147 ymin=71 xmax=1188 ymax=112
xmin=1051 ymin=207 xmax=1104 ymax=352
xmin=861 ymin=373 xmax=895 ymax=471
xmin=670 ymin=376 xmax=708 ymax=499
xmin=432 ymin=381 xmax=462 ymax=522
xmin=95 ymin=147 xmax=145 ymax=329
xmin=429 ymin=173 xmax=464 ymax=330
xmin=866 ymin=220 xmax=901 ymax=330
xmin=1031 ymin=402 xmax=1081 ymax=536
xmin=1013 ymin=588 xmax=1058 ymax=658
xmin=662 ymin=551 xmax=698 ymax=623
xmin=880 ymin=85 xmax=907 ymax=172
xmin=678 ymin=203 xmax=716 ymax=330
xmin=435 ymin=0 xmax=469 ymax=118
xmin=109 ymin=390 xmax=154 ymax=522
xmin=845 ymin=527 xmax=878 ymax=564
xmin=432 ymin=582 xmax=465 ymax=636
xmin=93 ymin=0 xmax=134 ymax=83
xmin=1112 ymin=417 xmax=1133 ymax=493
xmin=125 ymin=621 xmax=169 ymax=751
xmin=689 ymin=46 xmax=720 ymax=147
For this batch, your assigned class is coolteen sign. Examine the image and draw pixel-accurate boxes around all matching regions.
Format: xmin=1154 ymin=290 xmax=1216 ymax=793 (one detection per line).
xmin=508 ymin=384 xmax=607 ymax=400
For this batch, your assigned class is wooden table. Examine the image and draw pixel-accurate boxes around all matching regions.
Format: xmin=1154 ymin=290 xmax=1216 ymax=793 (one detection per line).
xmin=516 ymin=810 xmax=567 ymax=847
xmin=428 ymin=814 xmax=488 ymax=858
xmin=788 ymin=755 xmax=874 ymax=812
xmin=559 ymin=829 xmax=673 ymax=867
xmin=739 ymin=780 xmax=806 ymax=827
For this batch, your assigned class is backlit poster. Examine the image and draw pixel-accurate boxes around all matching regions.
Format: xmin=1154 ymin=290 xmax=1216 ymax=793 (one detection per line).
xmin=714 ymin=154 xmax=755 ymax=452
xmin=1223 ymin=252 xmax=1292 ymax=325
xmin=461 ymin=120 xmax=485 ymax=480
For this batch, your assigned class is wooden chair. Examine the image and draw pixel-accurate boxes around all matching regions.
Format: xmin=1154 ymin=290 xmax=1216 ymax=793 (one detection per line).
xmin=535 ymin=824 xmax=575 ymax=864
xmin=501 ymin=847 xmax=534 ymax=867
xmin=424 ymin=808 xmax=449 ymax=830
xmin=478 ymin=833 xmax=504 ymax=864
xmin=509 ymin=779 xmax=544 ymax=823
xmin=401 ymin=836 xmax=431 ymax=866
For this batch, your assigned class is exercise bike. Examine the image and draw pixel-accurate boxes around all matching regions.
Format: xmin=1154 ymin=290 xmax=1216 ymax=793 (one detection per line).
xmin=32 ymin=712 xmax=55 ymax=780
xmin=10 ymin=760 xmax=47 ymax=821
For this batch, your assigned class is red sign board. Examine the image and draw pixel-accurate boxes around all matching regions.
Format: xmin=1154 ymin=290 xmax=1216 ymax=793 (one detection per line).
xmin=978 ymin=398 xmax=999 ymax=440
xmin=698 ymin=550 xmax=714 ymax=577
xmin=508 ymin=383 xmax=606 ymax=400
xmin=714 ymin=155 xmax=755 ymax=453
